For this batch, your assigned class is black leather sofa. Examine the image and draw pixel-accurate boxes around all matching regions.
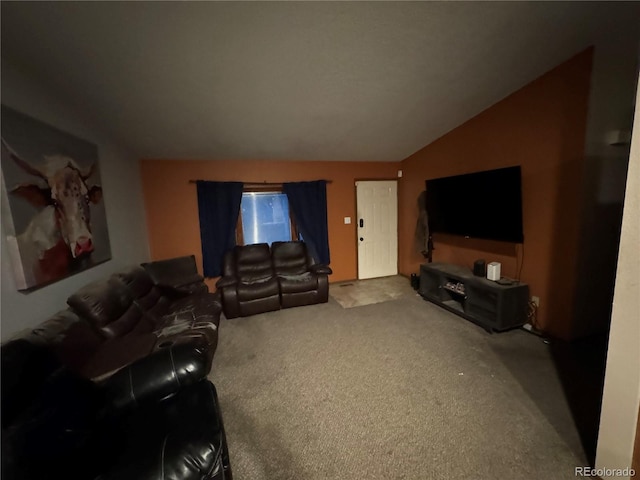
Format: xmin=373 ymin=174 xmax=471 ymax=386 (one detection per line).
xmin=1 ymin=334 xmax=232 ymax=479
xmin=216 ymin=241 xmax=332 ymax=318
xmin=1 ymin=256 xmax=233 ymax=479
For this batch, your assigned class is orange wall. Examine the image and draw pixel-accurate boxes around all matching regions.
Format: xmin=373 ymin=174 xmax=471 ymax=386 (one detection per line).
xmin=398 ymin=49 xmax=593 ymax=339
xmin=140 ymin=159 xmax=398 ymax=289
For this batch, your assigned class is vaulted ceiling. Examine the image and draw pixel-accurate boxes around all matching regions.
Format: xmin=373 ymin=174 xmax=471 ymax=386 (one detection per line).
xmin=1 ymin=2 xmax=638 ymax=162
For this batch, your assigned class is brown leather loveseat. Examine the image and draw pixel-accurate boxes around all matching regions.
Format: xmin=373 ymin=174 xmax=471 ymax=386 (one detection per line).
xmin=216 ymin=241 xmax=332 ymax=319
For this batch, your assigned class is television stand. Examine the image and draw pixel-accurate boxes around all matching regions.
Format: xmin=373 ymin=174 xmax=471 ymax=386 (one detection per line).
xmin=418 ymin=263 xmax=529 ymax=332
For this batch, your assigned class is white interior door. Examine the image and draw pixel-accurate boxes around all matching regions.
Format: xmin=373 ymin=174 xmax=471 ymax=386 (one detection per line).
xmin=356 ymin=180 xmax=398 ymax=279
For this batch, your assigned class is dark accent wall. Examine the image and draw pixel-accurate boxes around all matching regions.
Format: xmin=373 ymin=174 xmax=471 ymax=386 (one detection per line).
xmin=398 ymin=49 xmax=594 ymax=339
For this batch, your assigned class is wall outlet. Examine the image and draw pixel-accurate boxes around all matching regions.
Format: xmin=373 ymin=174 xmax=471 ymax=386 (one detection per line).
xmin=344 ymin=217 xmax=351 ymax=225
xmin=531 ymin=296 xmax=540 ymax=307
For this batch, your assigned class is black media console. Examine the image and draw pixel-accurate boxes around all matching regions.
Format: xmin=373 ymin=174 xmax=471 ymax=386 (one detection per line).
xmin=419 ymin=263 xmax=529 ymax=332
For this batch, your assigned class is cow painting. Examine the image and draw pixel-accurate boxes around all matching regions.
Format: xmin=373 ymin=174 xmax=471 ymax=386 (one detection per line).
xmin=1 ymin=106 xmax=111 ymax=290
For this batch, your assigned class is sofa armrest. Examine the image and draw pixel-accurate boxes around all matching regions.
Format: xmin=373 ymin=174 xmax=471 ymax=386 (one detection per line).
xmin=310 ymin=264 xmax=332 ymax=275
xmin=93 ymin=381 xmax=229 ymax=480
xmin=99 ymin=338 xmax=211 ymax=414
xmin=216 ymin=275 xmax=238 ymax=289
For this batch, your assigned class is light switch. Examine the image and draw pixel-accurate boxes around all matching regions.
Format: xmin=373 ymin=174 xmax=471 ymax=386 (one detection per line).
xmin=344 ymin=217 xmax=351 ymax=224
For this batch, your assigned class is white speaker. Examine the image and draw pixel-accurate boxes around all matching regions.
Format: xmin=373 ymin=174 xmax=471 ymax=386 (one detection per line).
xmin=487 ymin=262 xmax=501 ymax=281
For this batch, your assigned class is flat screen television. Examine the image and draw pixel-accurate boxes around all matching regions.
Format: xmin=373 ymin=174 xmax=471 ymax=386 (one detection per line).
xmin=425 ymin=166 xmax=524 ymax=243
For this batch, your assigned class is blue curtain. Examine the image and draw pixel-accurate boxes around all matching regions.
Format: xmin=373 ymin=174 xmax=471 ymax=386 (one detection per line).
xmin=196 ymin=181 xmax=243 ymax=277
xmin=283 ymin=180 xmax=330 ymax=265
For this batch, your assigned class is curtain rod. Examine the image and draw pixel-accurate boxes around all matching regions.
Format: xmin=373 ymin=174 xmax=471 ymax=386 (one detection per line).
xmin=188 ymin=180 xmax=332 ymax=186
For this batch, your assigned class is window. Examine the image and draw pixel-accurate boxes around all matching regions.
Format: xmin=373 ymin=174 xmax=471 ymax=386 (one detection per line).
xmin=238 ymin=191 xmax=298 ymax=245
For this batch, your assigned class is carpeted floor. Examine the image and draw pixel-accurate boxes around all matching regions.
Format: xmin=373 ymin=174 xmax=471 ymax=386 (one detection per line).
xmin=210 ymin=277 xmax=587 ymax=479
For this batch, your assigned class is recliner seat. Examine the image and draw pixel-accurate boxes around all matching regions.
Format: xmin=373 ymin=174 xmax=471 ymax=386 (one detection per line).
xmin=217 ymin=243 xmax=281 ymax=319
xmin=271 ymin=241 xmax=331 ymax=308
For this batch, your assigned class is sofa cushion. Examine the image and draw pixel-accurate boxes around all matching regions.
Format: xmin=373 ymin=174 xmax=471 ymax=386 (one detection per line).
xmin=278 ymin=272 xmax=319 ymax=294
xmin=170 ymin=292 xmax=221 ymax=316
xmin=155 ymin=324 xmax=218 ymax=350
xmin=80 ymin=334 xmax=159 ymax=381
xmin=30 ymin=310 xmax=104 ymax=374
xmin=112 ymin=266 xmax=170 ymax=318
xmin=235 ymin=243 xmax=274 ymax=282
xmin=272 ymin=241 xmax=310 ymax=275
xmin=237 ymin=277 xmax=280 ymax=302
xmin=67 ymin=279 xmax=152 ymax=339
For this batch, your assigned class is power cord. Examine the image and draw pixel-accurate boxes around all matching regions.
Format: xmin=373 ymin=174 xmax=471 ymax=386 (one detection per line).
xmin=527 ymin=299 xmax=538 ymax=328
xmin=521 ymin=299 xmax=546 ymax=339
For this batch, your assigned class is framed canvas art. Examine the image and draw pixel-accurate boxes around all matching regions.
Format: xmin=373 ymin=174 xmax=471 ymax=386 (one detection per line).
xmin=1 ymin=105 xmax=111 ymax=291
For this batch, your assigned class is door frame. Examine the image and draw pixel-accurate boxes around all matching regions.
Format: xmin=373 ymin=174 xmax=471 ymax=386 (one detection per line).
xmin=354 ymin=178 xmax=399 ymax=280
